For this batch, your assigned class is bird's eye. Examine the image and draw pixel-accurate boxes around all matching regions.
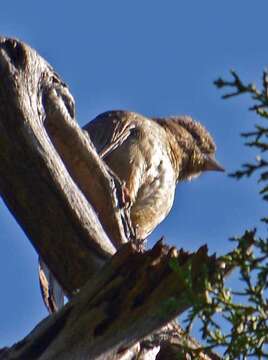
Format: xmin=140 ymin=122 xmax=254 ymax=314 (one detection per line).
xmin=130 ymin=128 xmax=139 ymax=138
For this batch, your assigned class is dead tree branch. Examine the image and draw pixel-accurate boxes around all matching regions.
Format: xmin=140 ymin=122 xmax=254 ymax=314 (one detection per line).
xmin=0 ymin=37 xmax=225 ymax=359
xmin=0 ymin=37 xmax=132 ymax=296
xmin=0 ymin=241 xmax=217 ymax=360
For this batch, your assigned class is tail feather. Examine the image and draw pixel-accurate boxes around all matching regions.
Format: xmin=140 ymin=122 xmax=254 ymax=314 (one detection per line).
xmin=39 ymin=257 xmax=64 ymax=313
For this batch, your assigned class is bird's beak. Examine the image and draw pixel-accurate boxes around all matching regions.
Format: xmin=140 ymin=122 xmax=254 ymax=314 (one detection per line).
xmin=204 ymin=155 xmax=225 ymax=172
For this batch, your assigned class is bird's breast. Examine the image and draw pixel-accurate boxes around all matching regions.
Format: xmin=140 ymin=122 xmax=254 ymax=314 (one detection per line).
xmin=136 ymin=152 xmax=175 ymax=208
xmin=104 ymin=118 xmax=177 ymax=239
xmin=131 ymin=150 xmax=176 ymax=239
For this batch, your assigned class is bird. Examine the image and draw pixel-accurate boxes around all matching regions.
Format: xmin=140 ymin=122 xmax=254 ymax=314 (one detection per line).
xmin=84 ymin=110 xmax=224 ymax=240
xmin=40 ymin=110 xmax=224 ymax=313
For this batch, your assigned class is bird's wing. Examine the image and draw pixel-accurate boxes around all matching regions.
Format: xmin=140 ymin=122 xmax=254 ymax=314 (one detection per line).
xmin=83 ymin=111 xmax=136 ymax=159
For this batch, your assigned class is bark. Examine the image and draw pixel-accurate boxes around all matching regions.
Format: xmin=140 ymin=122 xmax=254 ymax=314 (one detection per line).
xmin=0 ymin=37 xmax=132 ymax=296
xmin=0 ymin=241 xmax=218 ymax=360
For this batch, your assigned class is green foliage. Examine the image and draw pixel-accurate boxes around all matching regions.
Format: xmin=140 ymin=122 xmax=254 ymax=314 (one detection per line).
xmin=215 ymin=70 xmax=268 ymax=202
xmin=184 ymin=71 xmax=268 ymax=359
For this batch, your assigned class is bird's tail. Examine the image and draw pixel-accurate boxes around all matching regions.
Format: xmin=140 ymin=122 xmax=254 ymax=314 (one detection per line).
xmin=38 ymin=257 xmax=64 ymax=313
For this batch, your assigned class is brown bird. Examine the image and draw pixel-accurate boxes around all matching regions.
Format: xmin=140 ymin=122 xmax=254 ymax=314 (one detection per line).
xmin=84 ymin=110 xmax=224 ymax=240
xmin=40 ymin=110 xmax=224 ymax=313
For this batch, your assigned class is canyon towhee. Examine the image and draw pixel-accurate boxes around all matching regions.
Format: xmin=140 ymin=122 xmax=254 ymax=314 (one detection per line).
xmin=84 ymin=110 xmax=224 ymax=240
xmin=40 ymin=110 xmax=224 ymax=313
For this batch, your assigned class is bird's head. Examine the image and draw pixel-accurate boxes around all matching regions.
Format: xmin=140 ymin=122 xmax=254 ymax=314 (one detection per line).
xmin=155 ymin=116 xmax=224 ymax=181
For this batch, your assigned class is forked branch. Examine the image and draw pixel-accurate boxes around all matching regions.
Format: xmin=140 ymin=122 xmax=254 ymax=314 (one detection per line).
xmin=0 ymin=37 xmax=132 ymax=296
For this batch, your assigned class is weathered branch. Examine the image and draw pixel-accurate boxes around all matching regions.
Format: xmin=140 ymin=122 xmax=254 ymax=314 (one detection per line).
xmin=0 ymin=241 xmax=217 ymax=360
xmin=0 ymin=37 xmax=225 ymax=359
xmin=43 ymin=83 xmax=133 ymax=248
xmin=0 ymin=37 xmax=132 ymax=296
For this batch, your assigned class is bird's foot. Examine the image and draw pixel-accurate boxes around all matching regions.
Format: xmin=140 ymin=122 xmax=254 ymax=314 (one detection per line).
xmin=132 ymin=237 xmax=147 ymax=252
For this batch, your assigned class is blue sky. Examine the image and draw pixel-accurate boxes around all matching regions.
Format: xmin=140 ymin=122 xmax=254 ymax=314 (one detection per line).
xmin=1 ymin=0 xmax=267 ymax=348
